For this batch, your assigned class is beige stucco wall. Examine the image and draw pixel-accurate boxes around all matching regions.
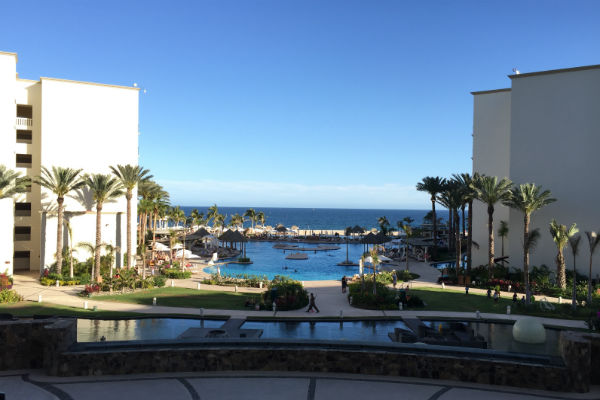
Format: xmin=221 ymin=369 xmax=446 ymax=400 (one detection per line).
xmin=472 ymin=67 xmax=600 ymax=278
xmin=39 ymin=78 xmax=139 ymax=269
xmin=471 ymin=90 xmax=511 ymax=267
xmin=0 ymin=51 xmax=139 ymax=274
xmin=0 ymin=53 xmax=17 ymax=275
xmin=507 ymin=69 xmax=600 ymax=278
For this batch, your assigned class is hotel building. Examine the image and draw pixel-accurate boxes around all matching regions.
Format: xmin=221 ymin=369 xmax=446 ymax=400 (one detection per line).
xmin=0 ymin=51 xmax=139 ymax=275
xmin=471 ymin=64 xmax=600 ymax=276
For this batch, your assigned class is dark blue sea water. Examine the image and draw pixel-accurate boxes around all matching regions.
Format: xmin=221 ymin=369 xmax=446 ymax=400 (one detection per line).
xmin=180 ymin=207 xmax=445 ymax=230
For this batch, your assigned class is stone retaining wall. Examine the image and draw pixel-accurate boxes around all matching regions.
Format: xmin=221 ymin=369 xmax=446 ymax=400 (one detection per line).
xmin=3 ymin=318 xmax=600 ymax=392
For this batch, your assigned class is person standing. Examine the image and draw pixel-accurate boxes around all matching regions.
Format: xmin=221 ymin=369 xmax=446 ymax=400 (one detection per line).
xmin=392 ymin=270 xmax=398 ymax=289
xmin=341 ymin=276 xmax=347 ymax=293
xmin=306 ymin=293 xmax=320 ymax=313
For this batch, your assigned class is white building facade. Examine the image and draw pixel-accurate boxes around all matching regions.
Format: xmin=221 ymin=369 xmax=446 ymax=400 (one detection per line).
xmin=472 ymin=65 xmax=600 ymax=277
xmin=0 ymin=51 xmax=139 ymax=275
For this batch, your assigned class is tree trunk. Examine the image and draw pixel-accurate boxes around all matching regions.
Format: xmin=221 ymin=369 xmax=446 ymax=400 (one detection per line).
xmin=126 ymin=190 xmax=132 ymax=275
xmin=56 ymin=197 xmax=64 ymax=275
xmin=523 ymin=213 xmax=531 ymax=303
xmin=455 ymin=209 xmax=461 ymax=280
xmin=588 ymin=254 xmax=594 ymax=304
xmin=448 ymin=208 xmax=453 ymax=251
xmin=557 ymin=249 xmax=566 ymax=289
xmin=152 ymin=210 xmax=158 ymax=262
xmin=94 ymin=202 xmax=103 ymax=282
xmin=432 ymin=197 xmax=438 ymax=258
xmin=487 ymin=204 xmax=495 ymax=279
xmin=467 ymin=200 xmax=473 ymax=274
xmin=405 ymin=239 xmax=409 ymax=271
xmin=461 ymin=204 xmax=466 ymax=242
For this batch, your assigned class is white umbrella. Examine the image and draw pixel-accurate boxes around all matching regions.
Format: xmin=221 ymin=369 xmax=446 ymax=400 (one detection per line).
xmin=154 ymin=242 xmax=169 ymax=251
xmin=379 ymin=255 xmax=393 ymax=262
xmin=359 ymin=258 xmax=364 ymax=275
xmin=172 ymin=243 xmax=183 ymax=250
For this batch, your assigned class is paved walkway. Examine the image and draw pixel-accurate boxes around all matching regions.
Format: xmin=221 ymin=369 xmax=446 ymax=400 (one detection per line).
xmin=2 ymin=370 xmax=599 ymax=400
xmin=10 ymin=268 xmax=587 ymax=329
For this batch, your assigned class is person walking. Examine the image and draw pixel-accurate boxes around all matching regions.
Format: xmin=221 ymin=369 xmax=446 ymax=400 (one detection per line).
xmin=306 ymin=293 xmax=320 ymax=313
xmin=392 ymin=270 xmax=398 ymax=289
xmin=341 ymin=276 xmax=347 ymax=293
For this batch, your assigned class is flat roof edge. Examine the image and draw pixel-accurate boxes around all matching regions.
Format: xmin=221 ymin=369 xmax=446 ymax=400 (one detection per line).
xmin=0 ymin=51 xmax=18 ymax=62
xmin=40 ymin=77 xmax=140 ymax=91
xmin=508 ymin=64 xmax=600 ymax=79
xmin=471 ymin=88 xmax=511 ymax=95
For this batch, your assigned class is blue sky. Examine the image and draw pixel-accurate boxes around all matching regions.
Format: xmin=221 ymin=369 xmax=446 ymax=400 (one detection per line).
xmin=1 ymin=1 xmax=599 ymax=209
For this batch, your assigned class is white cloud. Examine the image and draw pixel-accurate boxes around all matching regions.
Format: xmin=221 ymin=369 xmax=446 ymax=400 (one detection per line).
xmin=159 ymin=179 xmax=430 ymax=208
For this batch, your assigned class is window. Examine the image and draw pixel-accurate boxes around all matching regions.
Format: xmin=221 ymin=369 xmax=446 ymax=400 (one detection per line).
xmin=16 ymin=130 xmax=33 ymax=144
xmin=15 ymin=202 xmax=32 ymax=217
xmin=16 ymin=105 xmax=32 ymax=119
xmin=14 ymin=226 xmax=31 ymax=241
xmin=15 ymin=154 xmax=32 ymax=167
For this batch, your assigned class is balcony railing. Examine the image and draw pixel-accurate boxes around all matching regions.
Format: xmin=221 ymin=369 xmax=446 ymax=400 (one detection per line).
xmin=16 ymin=117 xmax=33 ymax=129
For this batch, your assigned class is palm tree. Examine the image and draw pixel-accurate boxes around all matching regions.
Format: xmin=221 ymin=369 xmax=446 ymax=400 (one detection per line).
xmin=244 ymin=208 xmax=257 ymax=230
xmin=472 ymin=175 xmax=513 ymax=278
xmin=369 ymin=248 xmax=380 ymax=295
xmin=77 ymin=241 xmax=105 ymax=279
xmin=549 ymin=220 xmax=578 ymax=290
xmin=504 ymin=183 xmax=555 ymax=302
xmin=207 ymin=204 xmax=219 ymax=227
xmin=65 ymin=219 xmax=75 ymax=278
xmin=569 ymin=235 xmax=581 ymax=310
xmin=498 ymin=221 xmax=509 ymax=258
xmin=416 ymin=177 xmax=446 ymax=258
xmin=35 ymin=166 xmax=85 ymax=274
xmin=398 ymin=221 xmax=413 ymax=272
xmin=437 ymin=183 xmax=465 ymax=279
xmin=213 ymin=213 xmax=226 ymax=234
xmin=110 ymin=165 xmax=152 ymax=276
xmin=85 ymin=174 xmax=124 ymax=282
xmin=0 ymin=165 xmax=30 ymax=199
xmin=103 ymin=243 xmax=121 ymax=278
xmin=257 ymin=211 xmax=266 ymax=227
xmin=453 ymin=173 xmax=477 ymax=274
xmin=377 ymin=216 xmax=390 ymax=235
xmin=585 ymin=231 xmax=600 ymax=304
xmin=190 ymin=209 xmax=203 ymax=227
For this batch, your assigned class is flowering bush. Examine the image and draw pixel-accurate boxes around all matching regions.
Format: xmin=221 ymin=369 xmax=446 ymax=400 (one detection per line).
xmin=80 ymin=284 xmax=100 ymax=297
xmin=0 ymin=289 xmax=22 ymax=303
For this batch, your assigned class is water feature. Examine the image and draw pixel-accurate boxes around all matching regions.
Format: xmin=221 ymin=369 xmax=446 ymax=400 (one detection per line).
xmin=76 ymin=317 xmax=561 ymax=357
xmin=203 ymin=241 xmax=376 ymax=281
xmin=77 ymin=318 xmax=224 ymax=342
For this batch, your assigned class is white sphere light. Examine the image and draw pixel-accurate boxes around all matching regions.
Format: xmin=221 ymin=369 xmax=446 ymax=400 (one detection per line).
xmin=512 ymin=318 xmax=546 ymax=344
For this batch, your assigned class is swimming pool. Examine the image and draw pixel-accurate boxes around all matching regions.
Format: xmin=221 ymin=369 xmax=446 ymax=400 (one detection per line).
xmin=203 ymin=241 xmax=371 ymax=281
xmin=77 ymin=318 xmax=224 ymax=342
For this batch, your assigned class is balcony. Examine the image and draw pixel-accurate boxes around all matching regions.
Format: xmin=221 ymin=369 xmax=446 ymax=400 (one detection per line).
xmin=16 ymin=154 xmax=32 ymax=169
xmin=14 ymin=226 xmax=31 ymax=242
xmin=15 ymin=117 xmax=32 ymax=129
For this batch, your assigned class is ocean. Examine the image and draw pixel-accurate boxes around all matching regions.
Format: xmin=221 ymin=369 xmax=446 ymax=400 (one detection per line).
xmin=180 ymin=207 xmax=446 ymax=230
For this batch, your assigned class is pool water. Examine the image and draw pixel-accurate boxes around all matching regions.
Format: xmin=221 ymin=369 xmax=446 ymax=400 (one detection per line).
xmin=421 ymin=320 xmax=561 ymax=356
xmin=242 ymin=320 xmax=410 ymax=342
xmin=77 ymin=318 xmax=224 ymax=342
xmin=203 ymin=241 xmax=373 ymax=281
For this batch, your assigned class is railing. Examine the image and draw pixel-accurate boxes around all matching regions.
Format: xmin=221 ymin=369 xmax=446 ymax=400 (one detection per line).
xmin=16 ymin=117 xmax=32 ymax=128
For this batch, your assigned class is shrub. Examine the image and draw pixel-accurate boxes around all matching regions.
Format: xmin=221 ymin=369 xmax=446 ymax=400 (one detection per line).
xmin=261 ymin=275 xmax=308 ymax=311
xmin=202 ymin=272 xmax=268 ymax=288
xmin=153 ymin=275 xmax=166 ymax=287
xmin=162 ymin=268 xmax=192 ymax=279
xmin=0 ymin=289 xmax=22 ymax=303
xmin=348 ymin=280 xmax=398 ymax=310
xmin=80 ymin=284 xmax=100 ymax=297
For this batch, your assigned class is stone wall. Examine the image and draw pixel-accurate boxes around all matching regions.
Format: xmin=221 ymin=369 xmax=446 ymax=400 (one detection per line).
xmin=53 ymin=343 xmax=572 ymax=391
xmin=0 ymin=318 xmax=75 ymax=370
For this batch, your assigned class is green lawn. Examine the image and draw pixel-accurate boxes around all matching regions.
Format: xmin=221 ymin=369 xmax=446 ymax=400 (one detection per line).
xmin=408 ymin=287 xmax=594 ymax=321
xmin=0 ymin=302 xmax=149 ymax=318
xmin=96 ymin=287 xmax=262 ymax=310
